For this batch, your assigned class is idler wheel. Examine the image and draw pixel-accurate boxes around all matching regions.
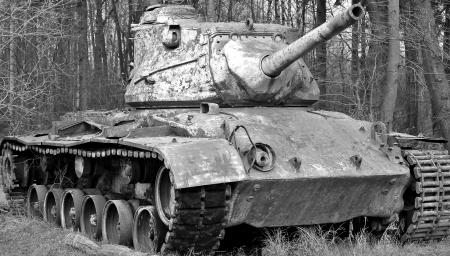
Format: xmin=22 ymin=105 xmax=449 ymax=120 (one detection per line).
xmin=132 ymin=206 xmax=167 ymax=252
xmin=102 ymin=200 xmax=133 ymax=246
xmin=43 ymin=186 xmax=64 ymax=226
xmin=26 ymin=184 xmax=48 ymax=218
xmin=155 ymin=166 xmax=176 ymax=226
xmin=60 ymin=189 xmax=85 ymax=231
xmin=81 ymin=195 xmax=106 ymax=240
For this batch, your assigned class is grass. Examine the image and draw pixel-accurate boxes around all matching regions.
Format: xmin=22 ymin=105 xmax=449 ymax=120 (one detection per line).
xmin=1 ymin=214 xmax=450 ymax=256
xmin=0 ymin=214 xmax=88 ymax=256
xmin=258 ymin=227 xmax=450 ymax=256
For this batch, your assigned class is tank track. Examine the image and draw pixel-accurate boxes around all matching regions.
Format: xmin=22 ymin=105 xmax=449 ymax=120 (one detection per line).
xmin=163 ymin=184 xmax=231 ymax=253
xmin=3 ymin=141 xmax=162 ymax=160
xmin=2 ymin=141 xmax=231 ymax=252
xmin=402 ymin=149 xmax=450 ymax=242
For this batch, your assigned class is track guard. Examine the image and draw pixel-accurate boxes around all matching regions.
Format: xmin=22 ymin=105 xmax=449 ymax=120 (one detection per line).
xmin=157 ymin=139 xmax=246 ymax=189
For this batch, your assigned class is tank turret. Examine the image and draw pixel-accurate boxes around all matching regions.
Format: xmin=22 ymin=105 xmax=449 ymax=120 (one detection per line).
xmin=126 ymin=3 xmax=363 ymax=108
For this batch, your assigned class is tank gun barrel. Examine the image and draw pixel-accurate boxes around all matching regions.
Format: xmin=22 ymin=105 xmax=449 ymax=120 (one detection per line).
xmin=261 ymin=4 xmax=364 ymax=77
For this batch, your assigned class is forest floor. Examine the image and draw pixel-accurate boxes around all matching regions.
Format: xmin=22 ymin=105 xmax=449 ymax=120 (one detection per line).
xmin=0 ymin=214 xmax=87 ymax=256
xmin=1 ymin=214 xmax=450 ymax=256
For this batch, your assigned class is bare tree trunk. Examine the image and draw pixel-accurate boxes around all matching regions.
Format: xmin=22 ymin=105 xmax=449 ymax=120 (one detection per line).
xmin=417 ymin=0 xmax=450 ymax=150
xmin=366 ymin=0 xmax=388 ymax=120
xmin=381 ymin=0 xmax=400 ymax=131
xmin=206 ymin=0 xmax=216 ymax=21
xmin=93 ymin=0 xmax=108 ymax=104
xmin=267 ymin=0 xmax=272 ymax=22
xmin=287 ymin=0 xmax=292 ymax=27
xmin=76 ymin=0 xmax=89 ymax=111
xmin=299 ymin=0 xmax=309 ymax=35
xmin=227 ymin=0 xmax=233 ymax=21
xmin=274 ymin=0 xmax=279 ymax=24
xmin=444 ymin=2 xmax=450 ymax=74
xmin=217 ymin=0 xmax=222 ymax=21
xmin=403 ymin=1 xmax=420 ymax=135
xmin=350 ymin=0 xmax=361 ymax=116
xmin=281 ymin=0 xmax=286 ymax=25
xmin=360 ymin=13 xmax=366 ymax=68
xmin=127 ymin=0 xmax=134 ymax=75
xmin=250 ymin=0 xmax=255 ymax=21
xmin=316 ymin=0 xmax=327 ymax=104
xmin=111 ymin=0 xmax=127 ymax=83
xmin=261 ymin=0 xmax=265 ymax=22
xmin=351 ymin=0 xmax=359 ymax=82
xmin=9 ymin=2 xmax=16 ymax=124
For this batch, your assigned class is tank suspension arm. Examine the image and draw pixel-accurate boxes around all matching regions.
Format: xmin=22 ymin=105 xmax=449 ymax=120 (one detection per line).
xmin=261 ymin=3 xmax=364 ymax=77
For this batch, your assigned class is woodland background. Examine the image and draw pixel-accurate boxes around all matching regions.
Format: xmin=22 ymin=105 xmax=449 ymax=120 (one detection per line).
xmin=0 ymin=0 xmax=449 ymax=146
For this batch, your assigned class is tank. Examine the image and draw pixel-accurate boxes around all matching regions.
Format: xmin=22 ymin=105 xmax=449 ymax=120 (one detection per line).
xmin=1 ymin=2 xmax=450 ymax=253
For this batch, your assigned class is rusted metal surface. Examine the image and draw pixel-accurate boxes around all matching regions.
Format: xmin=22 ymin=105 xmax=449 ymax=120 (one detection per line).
xmin=122 ymin=138 xmax=247 ymax=189
xmin=2 ymin=107 xmax=410 ymax=225
xmin=220 ymin=39 xmax=319 ymax=104
xmin=127 ymin=22 xmax=215 ymax=106
xmin=5 ymin=107 xmax=410 ymax=181
xmin=228 ymin=174 xmax=408 ymax=227
xmin=261 ymin=4 xmax=364 ymax=77
xmin=126 ymin=4 xmax=328 ymax=107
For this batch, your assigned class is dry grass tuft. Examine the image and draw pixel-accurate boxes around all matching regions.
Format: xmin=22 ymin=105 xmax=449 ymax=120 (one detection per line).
xmin=260 ymin=227 xmax=450 ymax=256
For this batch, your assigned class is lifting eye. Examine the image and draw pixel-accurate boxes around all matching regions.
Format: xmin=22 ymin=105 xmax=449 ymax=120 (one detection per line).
xmin=162 ymin=25 xmax=181 ymax=49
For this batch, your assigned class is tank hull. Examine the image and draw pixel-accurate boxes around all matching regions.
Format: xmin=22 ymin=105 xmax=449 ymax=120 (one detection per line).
xmin=4 ymin=106 xmax=450 ymax=251
xmin=1 ymin=107 xmax=409 ymax=227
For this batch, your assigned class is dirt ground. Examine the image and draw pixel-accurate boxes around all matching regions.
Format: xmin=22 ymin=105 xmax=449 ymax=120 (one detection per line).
xmin=2 ymin=214 xmax=450 ymax=256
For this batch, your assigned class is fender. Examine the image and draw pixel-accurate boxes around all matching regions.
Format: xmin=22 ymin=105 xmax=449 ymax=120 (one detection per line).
xmin=156 ymin=139 xmax=247 ymax=189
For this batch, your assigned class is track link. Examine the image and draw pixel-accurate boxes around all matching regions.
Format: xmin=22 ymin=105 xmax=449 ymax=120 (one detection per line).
xmin=162 ymin=184 xmax=231 ymax=253
xmin=402 ymin=150 xmax=450 ymax=242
